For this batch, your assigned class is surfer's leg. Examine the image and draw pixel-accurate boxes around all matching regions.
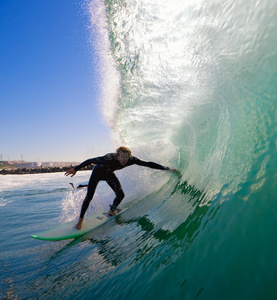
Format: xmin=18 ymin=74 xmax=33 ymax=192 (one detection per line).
xmin=76 ymin=168 xmax=102 ymax=229
xmin=106 ymin=173 xmax=125 ymax=214
xmin=80 ymin=175 xmax=100 ymax=219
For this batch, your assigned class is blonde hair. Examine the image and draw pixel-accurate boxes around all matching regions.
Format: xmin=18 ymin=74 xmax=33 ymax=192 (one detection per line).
xmin=116 ymin=146 xmax=132 ymax=157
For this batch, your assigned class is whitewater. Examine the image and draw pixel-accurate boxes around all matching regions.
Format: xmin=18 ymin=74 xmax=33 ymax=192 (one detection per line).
xmin=1 ymin=0 xmax=276 ymax=299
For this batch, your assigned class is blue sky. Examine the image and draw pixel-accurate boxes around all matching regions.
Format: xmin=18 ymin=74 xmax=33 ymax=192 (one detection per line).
xmin=0 ymin=0 xmax=113 ymax=162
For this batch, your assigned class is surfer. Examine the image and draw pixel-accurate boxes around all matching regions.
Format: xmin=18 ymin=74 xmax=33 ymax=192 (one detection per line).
xmin=65 ymin=146 xmax=177 ymax=230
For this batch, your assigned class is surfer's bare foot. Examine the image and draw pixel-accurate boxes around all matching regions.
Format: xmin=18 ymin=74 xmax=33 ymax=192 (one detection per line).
xmin=108 ymin=209 xmax=118 ymax=216
xmin=76 ymin=218 xmax=83 ymax=230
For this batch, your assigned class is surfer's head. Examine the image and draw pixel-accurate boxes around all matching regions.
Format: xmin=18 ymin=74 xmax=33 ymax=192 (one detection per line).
xmin=116 ymin=146 xmax=132 ymax=165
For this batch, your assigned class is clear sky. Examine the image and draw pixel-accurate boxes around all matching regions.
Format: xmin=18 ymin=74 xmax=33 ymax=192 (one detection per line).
xmin=0 ymin=0 xmax=113 ymax=162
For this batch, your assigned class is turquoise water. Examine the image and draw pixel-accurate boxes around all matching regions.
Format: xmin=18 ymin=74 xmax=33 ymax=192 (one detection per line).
xmin=1 ymin=0 xmax=277 ymax=299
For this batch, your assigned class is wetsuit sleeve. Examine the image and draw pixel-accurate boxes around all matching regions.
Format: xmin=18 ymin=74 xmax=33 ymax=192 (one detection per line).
xmin=74 ymin=154 xmax=113 ymax=171
xmin=131 ymin=157 xmax=169 ymax=170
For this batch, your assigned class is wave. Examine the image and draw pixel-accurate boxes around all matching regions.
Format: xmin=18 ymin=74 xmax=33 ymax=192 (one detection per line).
xmin=87 ymin=0 xmax=276 ymax=206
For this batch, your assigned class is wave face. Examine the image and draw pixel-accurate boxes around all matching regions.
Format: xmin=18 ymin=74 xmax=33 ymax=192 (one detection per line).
xmin=85 ymin=0 xmax=277 ymax=298
xmin=90 ymin=0 xmax=276 ymax=197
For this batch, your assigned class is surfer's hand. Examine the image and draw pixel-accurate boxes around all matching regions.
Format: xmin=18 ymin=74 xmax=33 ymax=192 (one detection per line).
xmin=65 ymin=168 xmax=76 ymax=177
xmin=168 ymin=168 xmax=181 ymax=176
xmin=166 ymin=168 xmax=176 ymax=172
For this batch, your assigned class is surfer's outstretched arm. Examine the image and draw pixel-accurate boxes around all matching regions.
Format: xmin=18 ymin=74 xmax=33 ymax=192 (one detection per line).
xmin=131 ymin=157 xmax=176 ymax=171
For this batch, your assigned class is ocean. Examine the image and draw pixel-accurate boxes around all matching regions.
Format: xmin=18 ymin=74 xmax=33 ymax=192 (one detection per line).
xmin=1 ymin=0 xmax=277 ymax=299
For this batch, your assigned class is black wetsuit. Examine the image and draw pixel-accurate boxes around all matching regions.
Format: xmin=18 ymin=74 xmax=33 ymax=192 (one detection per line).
xmin=74 ymin=153 xmax=169 ymax=218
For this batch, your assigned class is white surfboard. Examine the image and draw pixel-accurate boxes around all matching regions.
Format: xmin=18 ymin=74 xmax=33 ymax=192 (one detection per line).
xmin=30 ymin=211 xmax=120 ymax=241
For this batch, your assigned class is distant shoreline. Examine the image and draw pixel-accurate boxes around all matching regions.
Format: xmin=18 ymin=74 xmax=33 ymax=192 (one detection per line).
xmin=0 ymin=165 xmax=93 ymax=175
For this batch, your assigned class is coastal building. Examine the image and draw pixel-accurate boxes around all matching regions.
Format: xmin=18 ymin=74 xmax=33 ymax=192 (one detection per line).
xmin=17 ymin=162 xmax=42 ymax=168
